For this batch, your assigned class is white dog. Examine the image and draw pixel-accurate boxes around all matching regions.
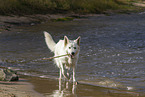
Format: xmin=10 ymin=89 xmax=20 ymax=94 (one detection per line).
xmin=44 ymin=31 xmax=80 ymax=84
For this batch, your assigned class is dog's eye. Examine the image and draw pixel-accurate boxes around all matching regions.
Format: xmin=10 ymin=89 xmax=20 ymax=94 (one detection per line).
xmin=69 ymin=47 xmax=71 ymax=49
xmin=74 ymin=47 xmax=76 ymax=49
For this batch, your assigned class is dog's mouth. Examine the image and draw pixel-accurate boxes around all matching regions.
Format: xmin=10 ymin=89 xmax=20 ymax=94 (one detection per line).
xmin=70 ymin=54 xmax=75 ymax=59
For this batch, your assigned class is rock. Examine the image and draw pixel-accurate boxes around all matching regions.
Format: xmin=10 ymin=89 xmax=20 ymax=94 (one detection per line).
xmin=0 ymin=69 xmax=5 ymax=81
xmin=0 ymin=68 xmax=19 ymax=81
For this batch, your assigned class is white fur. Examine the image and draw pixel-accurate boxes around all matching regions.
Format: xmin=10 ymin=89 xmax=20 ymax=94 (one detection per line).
xmin=44 ymin=31 xmax=81 ymax=83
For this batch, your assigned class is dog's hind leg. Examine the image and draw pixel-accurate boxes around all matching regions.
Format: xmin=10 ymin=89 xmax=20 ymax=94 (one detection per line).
xmin=67 ymin=68 xmax=71 ymax=80
xmin=56 ymin=61 xmax=63 ymax=80
xmin=59 ymin=67 xmax=69 ymax=80
xmin=59 ymin=68 xmax=62 ymax=80
xmin=60 ymin=64 xmax=70 ymax=80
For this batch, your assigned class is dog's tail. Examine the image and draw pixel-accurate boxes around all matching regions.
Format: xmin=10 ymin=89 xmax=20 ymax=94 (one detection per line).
xmin=44 ymin=31 xmax=56 ymax=52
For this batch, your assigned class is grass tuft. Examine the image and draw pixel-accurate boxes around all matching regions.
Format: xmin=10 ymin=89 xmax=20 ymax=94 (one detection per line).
xmin=51 ymin=17 xmax=74 ymax=22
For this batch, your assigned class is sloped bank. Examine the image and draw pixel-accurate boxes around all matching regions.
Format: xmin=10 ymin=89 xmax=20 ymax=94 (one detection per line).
xmin=0 ymin=14 xmax=103 ymax=32
xmin=0 ymin=66 xmax=43 ymax=97
xmin=0 ymin=14 xmax=68 ymax=32
xmin=0 ymin=67 xmax=18 ymax=81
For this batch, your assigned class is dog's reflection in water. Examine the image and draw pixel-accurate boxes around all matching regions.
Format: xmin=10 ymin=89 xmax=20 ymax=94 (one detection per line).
xmin=50 ymin=79 xmax=77 ymax=97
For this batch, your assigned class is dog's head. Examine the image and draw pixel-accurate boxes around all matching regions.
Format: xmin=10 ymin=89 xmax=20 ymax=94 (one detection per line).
xmin=64 ymin=36 xmax=81 ymax=59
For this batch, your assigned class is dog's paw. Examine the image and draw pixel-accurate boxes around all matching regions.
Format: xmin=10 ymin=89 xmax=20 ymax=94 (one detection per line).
xmin=73 ymin=81 xmax=78 ymax=85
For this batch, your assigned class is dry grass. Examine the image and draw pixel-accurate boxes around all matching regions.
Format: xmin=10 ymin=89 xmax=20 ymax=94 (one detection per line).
xmin=0 ymin=0 xmax=137 ymax=15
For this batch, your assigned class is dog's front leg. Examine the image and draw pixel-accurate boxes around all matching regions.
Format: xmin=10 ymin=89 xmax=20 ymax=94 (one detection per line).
xmin=73 ymin=65 xmax=77 ymax=84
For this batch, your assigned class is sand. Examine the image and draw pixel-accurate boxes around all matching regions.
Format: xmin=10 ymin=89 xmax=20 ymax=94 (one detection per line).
xmin=0 ymin=79 xmax=43 ymax=97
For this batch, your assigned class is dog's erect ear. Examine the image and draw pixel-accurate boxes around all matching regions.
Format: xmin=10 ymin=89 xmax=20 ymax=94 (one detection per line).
xmin=64 ymin=36 xmax=69 ymax=46
xmin=75 ymin=36 xmax=81 ymax=46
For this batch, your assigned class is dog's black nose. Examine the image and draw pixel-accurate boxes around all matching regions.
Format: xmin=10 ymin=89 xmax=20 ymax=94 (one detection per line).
xmin=71 ymin=52 xmax=75 ymax=55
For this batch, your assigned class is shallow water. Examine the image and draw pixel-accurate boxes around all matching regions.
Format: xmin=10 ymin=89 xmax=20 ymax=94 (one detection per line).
xmin=0 ymin=13 xmax=145 ymax=96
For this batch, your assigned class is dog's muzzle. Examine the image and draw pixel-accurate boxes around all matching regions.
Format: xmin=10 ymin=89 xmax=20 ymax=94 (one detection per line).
xmin=70 ymin=52 xmax=75 ymax=59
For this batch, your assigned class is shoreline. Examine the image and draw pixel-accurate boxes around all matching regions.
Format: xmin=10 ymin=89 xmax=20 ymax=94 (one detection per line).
xmin=22 ymin=75 xmax=145 ymax=97
xmin=0 ymin=78 xmax=44 ymax=97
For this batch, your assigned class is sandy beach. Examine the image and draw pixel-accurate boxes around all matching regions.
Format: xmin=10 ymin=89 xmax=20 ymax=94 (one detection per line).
xmin=0 ymin=78 xmax=43 ymax=97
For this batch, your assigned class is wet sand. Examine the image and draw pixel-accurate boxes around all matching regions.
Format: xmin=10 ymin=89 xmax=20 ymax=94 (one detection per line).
xmin=26 ymin=76 xmax=144 ymax=97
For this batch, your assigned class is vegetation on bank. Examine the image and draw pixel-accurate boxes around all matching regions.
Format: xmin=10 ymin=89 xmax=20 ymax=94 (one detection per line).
xmin=0 ymin=0 xmax=144 ymax=15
